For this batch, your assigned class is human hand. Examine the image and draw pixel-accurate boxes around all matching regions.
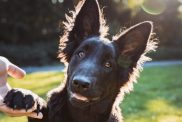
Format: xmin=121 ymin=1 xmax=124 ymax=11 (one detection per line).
xmin=0 ymin=56 xmax=43 ymax=119
xmin=0 ymin=56 xmax=25 ymax=86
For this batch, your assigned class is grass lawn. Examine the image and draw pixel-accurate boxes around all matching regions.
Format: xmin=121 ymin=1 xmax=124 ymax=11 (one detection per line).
xmin=0 ymin=65 xmax=182 ymax=122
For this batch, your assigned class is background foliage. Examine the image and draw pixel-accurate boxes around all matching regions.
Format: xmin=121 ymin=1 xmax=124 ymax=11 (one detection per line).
xmin=0 ymin=0 xmax=182 ymax=66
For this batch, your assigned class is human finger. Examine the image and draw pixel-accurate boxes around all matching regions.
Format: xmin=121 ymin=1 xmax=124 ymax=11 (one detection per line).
xmin=6 ymin=112 xmax=43 ymax=119
xmin=0 ymin=105 xmax=43 ymax=119
xmin=7 ymin=63 xmax=26 ymax=79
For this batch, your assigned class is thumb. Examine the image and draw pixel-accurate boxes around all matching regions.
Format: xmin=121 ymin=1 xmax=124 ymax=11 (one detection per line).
xmin=8 ymin=63 xmax=26 ymax=79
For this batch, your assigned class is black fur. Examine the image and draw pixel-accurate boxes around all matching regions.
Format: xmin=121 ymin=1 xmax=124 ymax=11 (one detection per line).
xmin=4 ymin=0 xmax=157 ymax=122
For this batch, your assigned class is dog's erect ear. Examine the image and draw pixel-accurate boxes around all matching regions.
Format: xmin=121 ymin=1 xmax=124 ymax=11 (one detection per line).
xmin=59 ymin=0 xmax=101 ymax=63
xmin=70 ymin=0 xmax=101 ymax=41
xmin=113 ymin=21 xmax=153 ymax=68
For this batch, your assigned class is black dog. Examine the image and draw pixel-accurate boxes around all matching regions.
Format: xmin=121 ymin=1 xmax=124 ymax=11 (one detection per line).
xmin=4 ymin=0 xmax=157 ymax=122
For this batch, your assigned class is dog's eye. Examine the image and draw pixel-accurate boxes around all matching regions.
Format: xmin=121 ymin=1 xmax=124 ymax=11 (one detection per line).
xmin=78 ymin=51 xmax=85 ymax=58
xmin=105 ymin=62 xmax=112 ymax=68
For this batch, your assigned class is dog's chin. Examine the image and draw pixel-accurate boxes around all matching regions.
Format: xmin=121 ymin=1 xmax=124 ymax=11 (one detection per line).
xmin=69 ymin=92 xmax=101 ymax=108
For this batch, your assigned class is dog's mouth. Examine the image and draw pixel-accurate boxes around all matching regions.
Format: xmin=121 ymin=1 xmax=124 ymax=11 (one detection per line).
xmin=71 ymin=92 xmax=89 ymax=102
xmin=69 ymin=92 xmax=101 ymax=107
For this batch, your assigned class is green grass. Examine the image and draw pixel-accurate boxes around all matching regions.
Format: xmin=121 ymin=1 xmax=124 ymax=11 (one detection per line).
xmin=121 ymin=65 xmax=182 ymax=122
xmin=0 ymin=65 xmax=182 ymax=122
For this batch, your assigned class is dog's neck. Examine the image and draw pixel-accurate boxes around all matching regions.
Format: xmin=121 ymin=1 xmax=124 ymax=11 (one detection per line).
xmin=67 ymin=93 xmax=116 ymax=122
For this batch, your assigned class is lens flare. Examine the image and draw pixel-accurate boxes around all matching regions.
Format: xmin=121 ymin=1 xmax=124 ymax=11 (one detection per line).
xmin=179 ymin=0 xmax=182 ymax=3
xmin=58 ymin=0 xmax=64 ymax=3
xmin=141 ymin=0 xmax=166 ymax=15
xmin=178 ymin=5 xmax=182 ymax=12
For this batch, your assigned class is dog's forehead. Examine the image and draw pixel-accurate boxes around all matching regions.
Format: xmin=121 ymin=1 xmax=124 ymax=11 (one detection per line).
xmin=81 ymin=36 xmax=115 ymax=52
xmin=85 ymin=37 xmax=110 ymax=44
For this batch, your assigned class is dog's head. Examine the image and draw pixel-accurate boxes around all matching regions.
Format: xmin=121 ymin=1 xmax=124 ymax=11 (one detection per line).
xmin=59 ymin=0 xmax=156 ymax=108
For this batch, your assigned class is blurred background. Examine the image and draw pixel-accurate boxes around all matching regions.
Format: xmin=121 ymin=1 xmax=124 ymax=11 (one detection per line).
xmin=0 ymin=0 xmax=182 ymax=122
xmin=0 ymin=0 xmax=182 ymax=66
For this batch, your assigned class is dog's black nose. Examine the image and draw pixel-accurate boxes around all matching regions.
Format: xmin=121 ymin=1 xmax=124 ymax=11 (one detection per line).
xmin=72 ymin=77 xmax=91 ymax=91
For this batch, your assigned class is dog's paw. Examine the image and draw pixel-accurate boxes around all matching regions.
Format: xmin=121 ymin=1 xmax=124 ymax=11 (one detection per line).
xmin=4 ymin=88 xmax=45 ymax=113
